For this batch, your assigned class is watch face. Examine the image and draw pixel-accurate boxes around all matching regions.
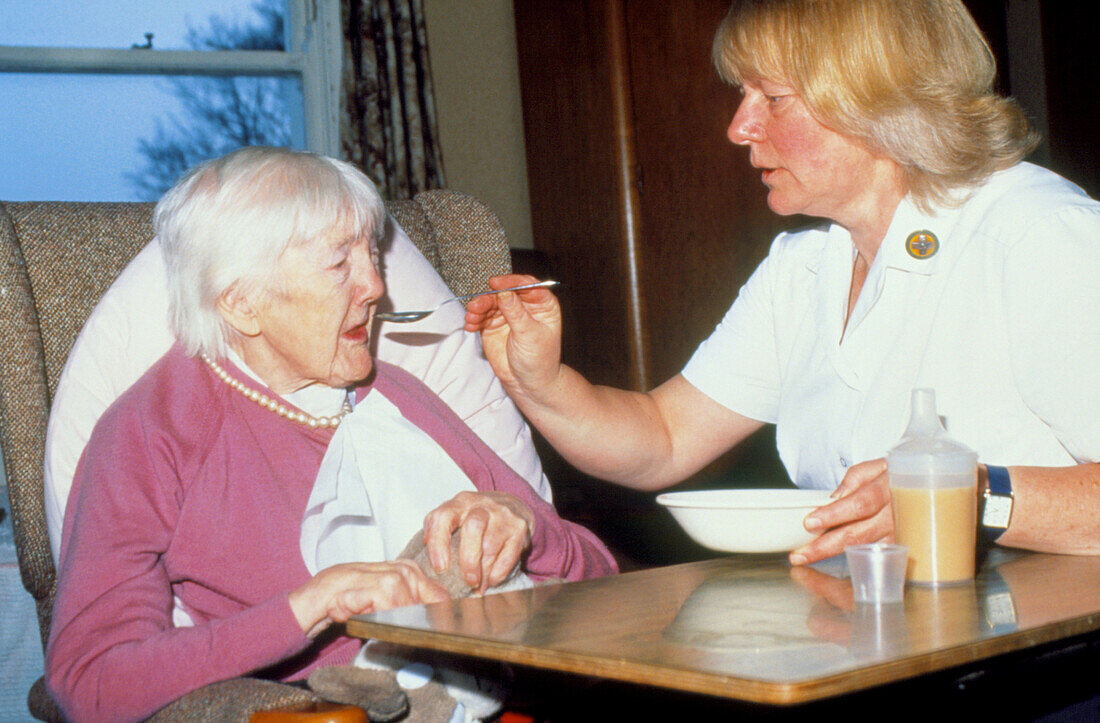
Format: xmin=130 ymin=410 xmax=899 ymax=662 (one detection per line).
xmin=983 ymin=494 xmax=1013 ymax=529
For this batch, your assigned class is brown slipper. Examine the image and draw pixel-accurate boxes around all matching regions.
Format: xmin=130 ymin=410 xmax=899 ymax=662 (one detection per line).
xmin=397 ymin=665 xmax=460 ymax=723
xmin=307 ymin=666 xmax=408 ymax=722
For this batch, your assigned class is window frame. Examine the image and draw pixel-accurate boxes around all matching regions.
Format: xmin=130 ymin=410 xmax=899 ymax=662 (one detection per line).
xmin=0 ymin=0 xmax=342 ymax=157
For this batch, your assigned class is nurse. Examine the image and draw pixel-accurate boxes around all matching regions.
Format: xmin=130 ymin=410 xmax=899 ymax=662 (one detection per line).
xmin=464 ymin=0 xmax=1100 ymax=561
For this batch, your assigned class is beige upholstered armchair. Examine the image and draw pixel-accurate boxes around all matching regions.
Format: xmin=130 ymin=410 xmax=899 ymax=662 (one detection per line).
xmin=0 ymin=192 xmax=511 ymax=721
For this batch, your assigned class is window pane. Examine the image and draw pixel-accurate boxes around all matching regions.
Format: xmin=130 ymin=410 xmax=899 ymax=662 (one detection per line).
xmin=0 ymin=72 xmax=304 ymax=202
xmin=0 ymin=0 xmax=286 ymax=52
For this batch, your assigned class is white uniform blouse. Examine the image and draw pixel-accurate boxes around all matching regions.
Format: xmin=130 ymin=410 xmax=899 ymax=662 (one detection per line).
xmin=682 ymin=162 xmax=1100 ymax=491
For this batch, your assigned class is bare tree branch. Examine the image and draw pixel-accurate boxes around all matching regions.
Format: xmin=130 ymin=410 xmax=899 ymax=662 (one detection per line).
xmin=126 ymin=0 xmax=291 ymax=199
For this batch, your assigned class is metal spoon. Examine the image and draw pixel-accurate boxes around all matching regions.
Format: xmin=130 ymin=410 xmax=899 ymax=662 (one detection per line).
xmin=375 ymin=279 xmax=561 ymax=323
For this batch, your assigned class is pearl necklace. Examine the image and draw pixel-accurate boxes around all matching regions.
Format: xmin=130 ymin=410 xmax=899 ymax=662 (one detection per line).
xmin=201 ymin=353 xmax=353 ymax=429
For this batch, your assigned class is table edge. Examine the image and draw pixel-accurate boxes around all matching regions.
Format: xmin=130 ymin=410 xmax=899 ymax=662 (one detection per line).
xmin=346 ymin=612 xmax=1100 ymax=705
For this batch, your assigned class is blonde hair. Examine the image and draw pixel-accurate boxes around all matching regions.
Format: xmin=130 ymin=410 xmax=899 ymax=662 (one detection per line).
xmin=713 ymin=0 xmax=1038 ymax=210
xmin=156 ymin=146 xmax=386 ymax=358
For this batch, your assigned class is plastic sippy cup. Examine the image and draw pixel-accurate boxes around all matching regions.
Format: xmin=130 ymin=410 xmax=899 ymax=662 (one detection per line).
xmin=886 ymin=389 xmax=978 ymax=585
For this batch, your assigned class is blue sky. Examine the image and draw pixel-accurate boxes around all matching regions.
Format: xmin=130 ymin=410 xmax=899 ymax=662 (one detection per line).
xmin=1 ymin=0 xmax=250 ymax=50
xmin=1 ymin=1 xmax=274 ymax=202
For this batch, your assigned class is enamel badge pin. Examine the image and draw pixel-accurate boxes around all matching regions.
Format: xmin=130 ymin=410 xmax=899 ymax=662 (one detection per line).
xmin=905 ymin=230 xmax=939 ymax=259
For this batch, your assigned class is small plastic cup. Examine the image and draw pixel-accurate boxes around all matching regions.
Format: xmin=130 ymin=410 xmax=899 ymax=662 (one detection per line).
xmin=845 ymin=543 xmax=909 ymax=604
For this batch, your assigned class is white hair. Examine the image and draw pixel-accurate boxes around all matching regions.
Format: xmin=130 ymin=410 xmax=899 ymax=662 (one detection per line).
xmin=155 ymin=146 xmax=387 ymax=358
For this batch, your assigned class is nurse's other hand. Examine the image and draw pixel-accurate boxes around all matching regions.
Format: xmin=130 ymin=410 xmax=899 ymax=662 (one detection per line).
xmin=423 ymin=491 xmax=535 ymax=594
xmin=789 ymin=458 xmax=894 ymax=565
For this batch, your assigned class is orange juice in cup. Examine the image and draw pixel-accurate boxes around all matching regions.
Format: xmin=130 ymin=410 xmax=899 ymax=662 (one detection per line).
xmin=887 ymin=389 xmax=978 ymax=585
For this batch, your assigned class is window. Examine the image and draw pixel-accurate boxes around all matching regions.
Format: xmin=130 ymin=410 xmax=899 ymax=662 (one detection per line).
xmin=0 ymin=0 xmax=341 ymax=201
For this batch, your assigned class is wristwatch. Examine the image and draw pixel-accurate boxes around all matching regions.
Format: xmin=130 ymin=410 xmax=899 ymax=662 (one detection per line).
xmin=981 ymin=465 xmax=1013 ymax=540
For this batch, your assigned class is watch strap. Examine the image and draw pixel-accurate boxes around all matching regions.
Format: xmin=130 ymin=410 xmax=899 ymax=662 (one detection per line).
xmin=986 ymin=464 xmax=1012 ymax=496
xmin=981 ymin=465 xmax=1013 ymax=542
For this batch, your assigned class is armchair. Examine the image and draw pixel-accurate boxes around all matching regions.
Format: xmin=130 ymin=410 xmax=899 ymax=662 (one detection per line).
xmin=0 ymin=191 xmax=511 ymax=721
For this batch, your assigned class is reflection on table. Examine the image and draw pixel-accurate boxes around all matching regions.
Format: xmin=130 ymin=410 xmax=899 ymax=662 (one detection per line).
xmin=347 ymin=549 xmax=1100 ymax=704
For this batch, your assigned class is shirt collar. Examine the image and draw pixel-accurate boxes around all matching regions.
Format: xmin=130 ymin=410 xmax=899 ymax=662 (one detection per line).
xmin=803 ymin=193 xmax=964 ymax=277
xmin=877 ymin=194 xmax=964 ymax=276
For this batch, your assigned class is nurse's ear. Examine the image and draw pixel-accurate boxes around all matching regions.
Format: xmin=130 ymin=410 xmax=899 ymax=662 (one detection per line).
xmin=216 ymin=282 xmax=262 ymax=337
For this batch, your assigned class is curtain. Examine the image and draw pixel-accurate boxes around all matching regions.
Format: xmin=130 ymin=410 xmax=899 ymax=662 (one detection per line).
xmin=341 ymin=0 xmax=447 ymax=200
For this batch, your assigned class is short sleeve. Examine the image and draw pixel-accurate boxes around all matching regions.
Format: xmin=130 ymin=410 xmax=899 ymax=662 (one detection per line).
xmin=1002 ymin=204 xmax=1100 ymax=463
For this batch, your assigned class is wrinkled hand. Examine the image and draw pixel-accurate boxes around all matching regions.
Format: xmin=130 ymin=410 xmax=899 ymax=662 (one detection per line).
xmin=463 ymin=274 xmax=563 ymax=402
xmin=289 ymin=561 xmax=450 ymax=637
xmin=790 ymin=458 xmax=894 ymax=565
xmin=423 ymin=491 xmax=535 ymax=594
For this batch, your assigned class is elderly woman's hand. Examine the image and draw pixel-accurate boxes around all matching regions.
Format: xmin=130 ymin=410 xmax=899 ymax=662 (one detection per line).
xmin=463 ymin=274 xmax=563 ymax=405
xmin=789 ymin=458 xmax=894 ymax=565
xmin=422 ymin=491 xmax=535 ymax=594
xmin=288 ymin=561 xmax=450 ymax=637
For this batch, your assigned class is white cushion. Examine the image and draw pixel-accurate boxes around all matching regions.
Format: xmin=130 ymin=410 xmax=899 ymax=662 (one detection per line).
xmin=43 ymin=218 xmax=550 ymax=564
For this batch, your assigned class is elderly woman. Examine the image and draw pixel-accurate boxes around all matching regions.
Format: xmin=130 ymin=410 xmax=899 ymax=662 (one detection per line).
xmin=465 ymin=0 xmax=1100 ymax=560
xmin=45 ymin=147 xmax=615 ymax=721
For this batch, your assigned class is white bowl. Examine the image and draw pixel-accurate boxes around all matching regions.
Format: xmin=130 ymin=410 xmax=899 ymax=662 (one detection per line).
xmin=656 ymin=489 xmax=834 ymax=553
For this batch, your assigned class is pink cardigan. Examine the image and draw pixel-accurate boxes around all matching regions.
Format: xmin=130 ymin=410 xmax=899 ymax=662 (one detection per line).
xmin=47 ymin=345 xmax=616 ymax=722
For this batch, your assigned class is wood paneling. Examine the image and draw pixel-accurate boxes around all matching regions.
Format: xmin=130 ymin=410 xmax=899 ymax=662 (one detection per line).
xmin=514 ymin=0 xmax=637 ymax=389
xmin=625 ymin=0 xmax=788 ymax=384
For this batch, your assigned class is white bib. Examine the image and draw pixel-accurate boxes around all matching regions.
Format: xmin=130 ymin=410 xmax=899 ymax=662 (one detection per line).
xmin=300 ymin=392 xmax=477 ymax=575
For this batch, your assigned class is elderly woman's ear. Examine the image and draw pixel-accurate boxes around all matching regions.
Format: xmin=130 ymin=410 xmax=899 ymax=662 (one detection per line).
xmin=216 ymin=285 xmax=263 ymax=337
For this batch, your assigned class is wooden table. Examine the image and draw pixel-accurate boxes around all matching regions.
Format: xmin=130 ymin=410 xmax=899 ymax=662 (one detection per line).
xmin=347 ymin=549 xmax=1100 ymax=706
